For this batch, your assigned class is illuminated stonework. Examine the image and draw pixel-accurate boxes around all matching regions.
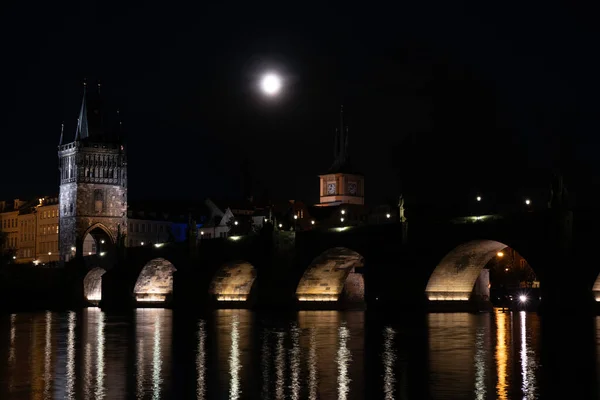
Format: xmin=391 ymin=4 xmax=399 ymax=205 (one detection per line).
xmin=426 ymin=240 xmax=506 ymax=301
xmin=593 ymin=274 xmax=600 ymax=302
xmin=134 ymin=258 xmax=177 ymax=303
xmin=83 ymin=267 xmax=107 ymax=302
xmin=209 ymin=261 xmax=256 ymax=302
xmin=296 ymin=247 xmax=364 ymax=302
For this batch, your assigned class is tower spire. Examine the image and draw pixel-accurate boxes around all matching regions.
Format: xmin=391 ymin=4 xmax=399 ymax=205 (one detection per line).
xmin=74 ymin=80 xmax=89 ymax=140
xmin=58 ymin=122 xmax=64 ymax=145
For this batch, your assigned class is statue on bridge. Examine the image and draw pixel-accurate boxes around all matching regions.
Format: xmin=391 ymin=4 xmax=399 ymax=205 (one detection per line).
xmin=548 ymin=172 xmax=569 ymax=209
xmin=398 ymin=194 xmax=406 ymax=222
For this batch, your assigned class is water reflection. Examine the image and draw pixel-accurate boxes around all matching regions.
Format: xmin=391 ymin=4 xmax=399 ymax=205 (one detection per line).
xmin=135 ymin=308 xmax=172 ymax=400
xmin=229 ymin=314 xmax=241 ymax=400
xmin=495 ymin=309 xmax=509 ymax=400
xmin=307 ymin=328 xmax=318 ymax=400
xmin=197 ymin=320 xmax=206 ymax=400
xmin=337 ymin=323 xmax=352 ymax=400
xmin=66 ymin=311 xmax=76 ymax=399
xmin=44 ymin=311 xmax=52 ymax=399
xmin=382 ymin=327 xmax=396 ymax=400
xmin=290 ymin=324 xmax=300 ymax=400
xmin=0 ymin=309 xmax=548 ymax=400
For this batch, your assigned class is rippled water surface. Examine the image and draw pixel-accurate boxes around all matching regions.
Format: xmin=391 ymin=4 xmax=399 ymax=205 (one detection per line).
xmin=0 ymin=309 xmax=598 ymax=399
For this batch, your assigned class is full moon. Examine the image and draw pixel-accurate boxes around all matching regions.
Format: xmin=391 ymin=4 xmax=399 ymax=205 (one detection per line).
xmin=261 ymin=73 xmax=281 ymax=95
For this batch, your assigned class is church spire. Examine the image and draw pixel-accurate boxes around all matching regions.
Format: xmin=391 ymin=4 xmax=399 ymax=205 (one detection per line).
xmin=74 ymin=80 xmax=89 ymax=140
xmin=58 ymin=122 xmax=64 ymax=145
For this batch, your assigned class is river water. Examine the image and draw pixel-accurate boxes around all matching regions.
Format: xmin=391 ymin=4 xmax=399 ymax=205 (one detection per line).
xmin=0 ymin=308 xmax=598 ymax=399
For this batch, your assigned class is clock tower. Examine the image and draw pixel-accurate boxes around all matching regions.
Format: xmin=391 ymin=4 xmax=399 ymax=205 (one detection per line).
xmin=317 ymin=106 xmax=365 ymax=206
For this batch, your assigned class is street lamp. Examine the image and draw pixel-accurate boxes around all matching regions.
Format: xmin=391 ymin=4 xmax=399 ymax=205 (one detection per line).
xmin=497 ymin=251 xmax=504 ymax=257
xmin=386 ymin=213 xmax=391 ymax=219
xmin=340 ymin=217 xmax=345 ymax=222
xmin=525 ymin=199 xmax=531 ymax=205
xmin=341 ymin=210 xmax=346 ymax=215
xmin=260 ymin=73 xmax=282 ymax=96
xmin=293 ymin=215 xmax=298 ymax=220
xmin=311 ymin=220 xmax=315 ymax=225
xmin=278 ymin=223 xmax=283 ymax=228
xmin=476 ymin=196 xmax=482 ymax=202
xmin=100 ymin=239 xmax=105 ymax=244
xmin=234 ymin=221 xmax=239 ymax=226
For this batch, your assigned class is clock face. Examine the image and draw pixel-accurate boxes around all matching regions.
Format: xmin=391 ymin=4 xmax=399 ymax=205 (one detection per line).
xmin=348 ymin=182 xmax=357 ymax=195
xmin=327 ymin=182 xmax=336 ymax=195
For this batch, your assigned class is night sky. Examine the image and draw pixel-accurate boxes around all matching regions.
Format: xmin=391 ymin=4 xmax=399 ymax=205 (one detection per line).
xmin=1 ymin=1 xmax=599 ymax=209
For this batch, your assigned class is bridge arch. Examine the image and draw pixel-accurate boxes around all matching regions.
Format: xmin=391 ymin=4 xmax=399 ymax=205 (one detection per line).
xmin=81 ymin=223 xmax=114 ymax=256
xmin=296 ymin=247 xmax=365 ymax=303
xmin=209 ymin=261 xmax=257 ymax=302
xmin=425 ymin=239 xmax=537 ymax=302
xmin=134 ymin=258 xmax=177 ymax=303
xmin=83 ymin=267 xmax=106 ymax=303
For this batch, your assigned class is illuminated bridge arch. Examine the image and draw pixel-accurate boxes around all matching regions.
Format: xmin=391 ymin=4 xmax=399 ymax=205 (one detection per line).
xmin=209 ymin=261 xmax=257 ymax=302
xmin=296 ymin=247 xmax=365 ymax=303
xmin=592 ymin=275 xmax=600 ymax=302
xmin=426 ymin=239 xmax=532 ymax=301
xmin=134 ymin=258 xmax=177 ymax=303
xmin=83 ymin=267 xmax=106 ymax=304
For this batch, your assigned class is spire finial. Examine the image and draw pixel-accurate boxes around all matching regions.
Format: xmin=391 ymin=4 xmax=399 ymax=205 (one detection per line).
xmin=83 ymin=77 xmax=87 ymax=89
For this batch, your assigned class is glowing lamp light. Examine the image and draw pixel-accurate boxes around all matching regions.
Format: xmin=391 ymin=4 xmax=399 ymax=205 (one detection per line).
xmin=71 ymin=247 xmax=76 ymax=251
xmin=340 ymin=217 xmax=344 ymax=222
xmin=525 ymin=199 xmax=531 ymax=205
xmin=141 ymin=242 xmax=144 ymax=246
xmin=48 ymin=252 xmax=52 ymax=255
xmin=88 ymin=252 xmax=92 ymax=255
xmin=476 ymin=196 xmax=482 ymax=202
xmin=229 ymin=236 xmax=241 ymax=241
xmin=294 ymin=215 xmax=298 ymax=220
xmin=279 ymin=223 xmax=283 ymax=228
xmin=386 ymin=213 xmax=391 ymax=219
xmin=200 ymin=231 xmax=204 ymax=235
xmin=497 ymin=251 xmax=504 ymax=257
xmin=99 ymin=252 xmax=106 ymax=257
xmin=12 ymin=256 xmax=16 ymax=260
xmin=260 ymin=73 xmax=282 ymax=95
xmin=100 ymin=240 xmax=105 ymax=244
xmin=341 ymin=210 xmax=346 ymax=215
xmin=311 ymin=220 xmax=315 ymax=225
xmin=234 ymin=220 xmax=238 ymax=226
xmin=505 ymin=268 xmax=509 ymax=272
xmin=154 ymin=243 xmax=164 ymax=248
xmin=264 ymin=218 xmax=268 ymax=222
xmin=519 ymin=295 xmax=528 ymax=303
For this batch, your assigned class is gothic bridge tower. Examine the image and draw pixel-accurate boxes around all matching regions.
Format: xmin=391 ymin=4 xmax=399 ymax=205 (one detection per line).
xmin=317 ymin=105 xmax=365 ymax=206
xmin=58 ymin=82 xmax=127 ymax=262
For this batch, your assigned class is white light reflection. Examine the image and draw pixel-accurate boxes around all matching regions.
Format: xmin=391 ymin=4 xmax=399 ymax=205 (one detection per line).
xmin=197 ymin=320 xmax=206 ymax=400
xmin=261 ymin=331 xmax=271 ymax=399
xmin=229 ymin=315 xmax=241 ymax=400
xmin=66 ymin=311 xmax=76 ymax=400
xmin=290 ymin=324 xmax=300 ymax=400
xmin=44 ymin=311 xmax=52 ymax=398
xmin=153 ymin=312 xmax=162 ymax=400
xmin=8 ymin=314 xmax=15 ymax=364
xmin=474 ymin=327 xmax=486 ymax=400
xmin=137 ymin=338 xmax=145 ymax=400
xmin=383 ymin=327 xmax=396 ymax=400
xmin=84 ymin=341 xmax=92 ymax=400
xmin=308 ymin=328 xmax=318 ymax=400
xmin=275 ymin=331 xmax=285 ymax=400
xmin=520 ymin=311 xmax=536 ymax=398
xmin=95 ymin=310 xmax=105 ymax=399
xmin=337 ymin=324 xmax=352 ymax=400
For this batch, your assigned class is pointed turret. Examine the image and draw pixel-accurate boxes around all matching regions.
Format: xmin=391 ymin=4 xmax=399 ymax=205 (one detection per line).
xmin=58 ymin=122 xmax=64 ymax=145
xmin=74 ymin=81 xmax=89 ymax=140
xmin=327 ymin=105 xmax=357 ymax=174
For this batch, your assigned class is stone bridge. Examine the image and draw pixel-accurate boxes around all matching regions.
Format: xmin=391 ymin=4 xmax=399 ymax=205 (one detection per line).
xmin=71 ymin=209 xmax=600 ymax=313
